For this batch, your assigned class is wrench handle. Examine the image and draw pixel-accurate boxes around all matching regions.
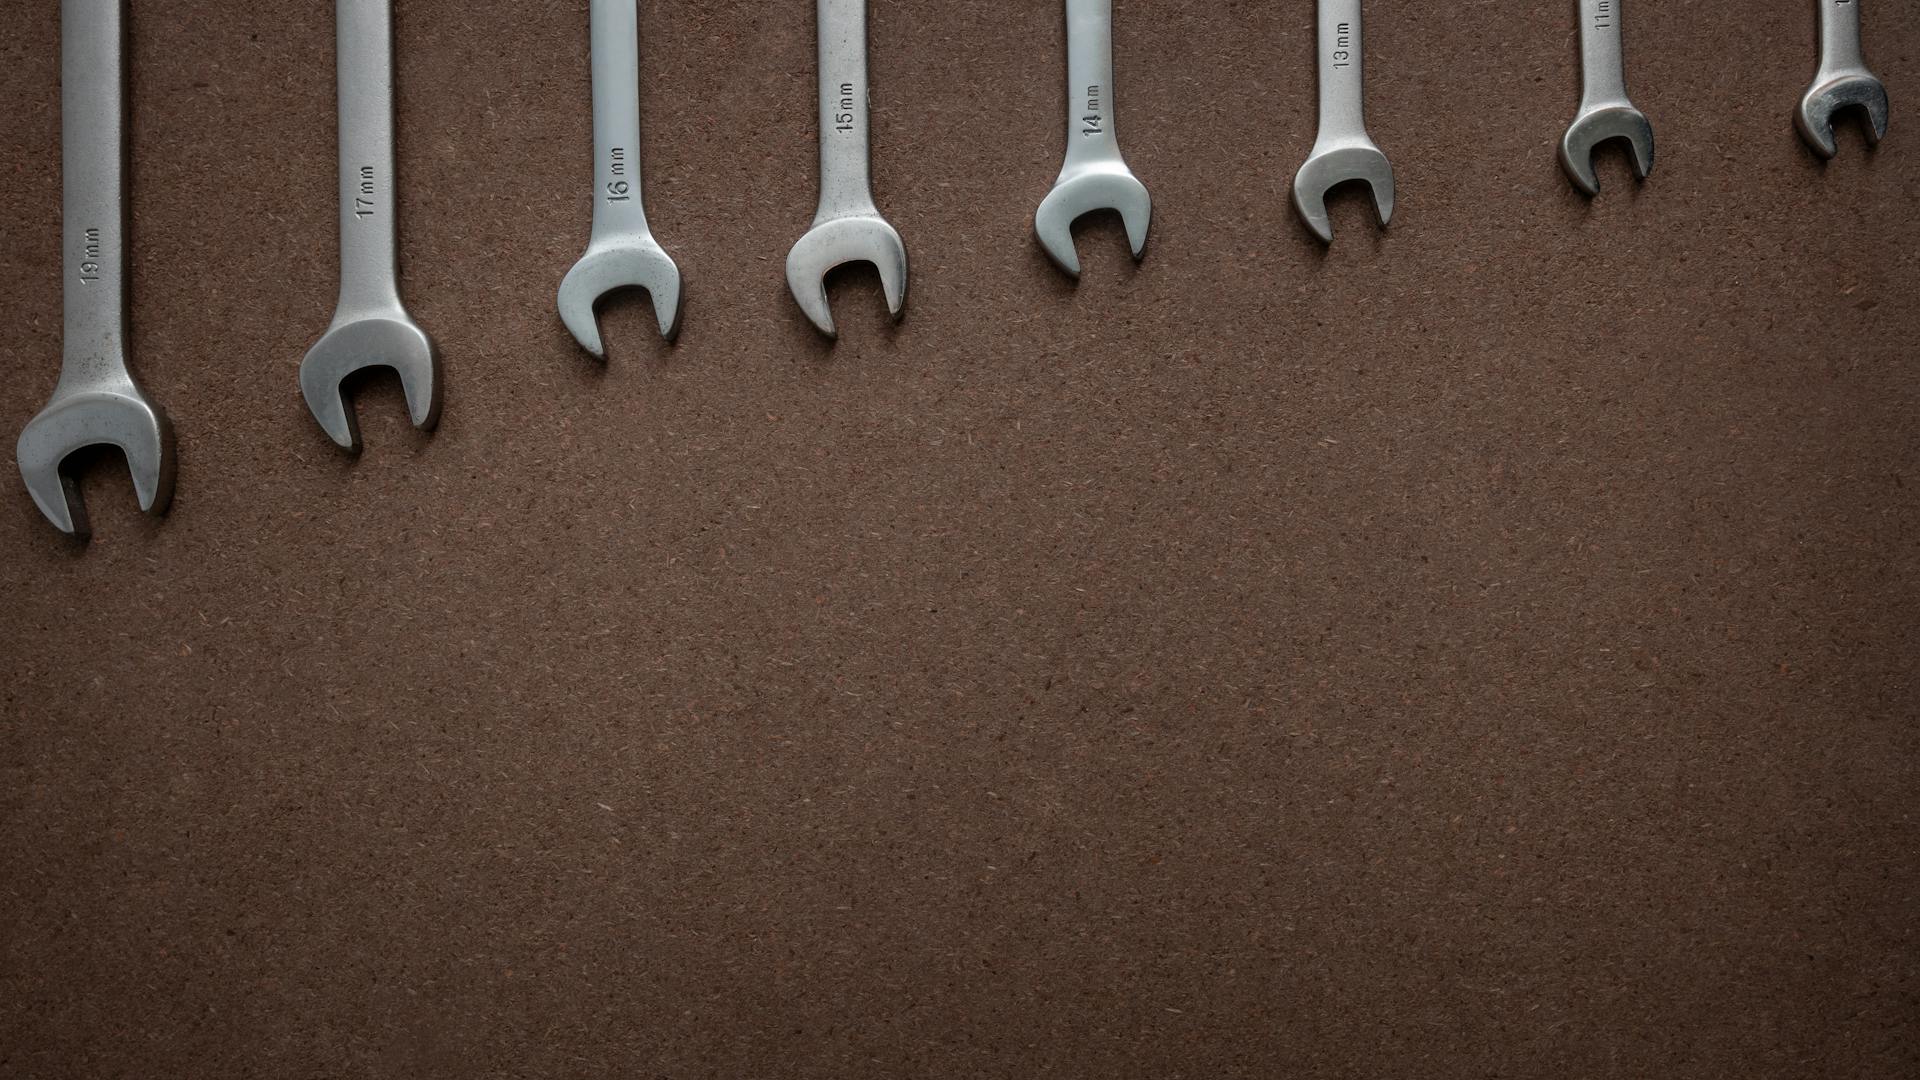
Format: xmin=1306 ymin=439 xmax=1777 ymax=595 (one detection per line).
xmin=334 ymin=0 xmax=403 ymax=318
xmin=813 ymin=0 xmax=876 ymax=221
xmin=1576 ymin=0 xmax=1631 ymax=108
xmin=60 ymin=0 xmax=133 ymax=391
xmin=589 ymin=0 xmax=653 ymax=242
xmin=1817 ymin=0 xmax=1866 ymax=75
xmin=1314 ymin=0 xmax=1368 ymax=143
xmin=1062 ymin=0 xmax=1122 ymax=169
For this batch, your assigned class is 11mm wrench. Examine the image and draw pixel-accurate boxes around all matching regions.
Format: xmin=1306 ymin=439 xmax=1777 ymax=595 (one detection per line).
xmin=1559 ymin=0 xmax=1654 ymax=196
xmin=1290 ymin=0 xmax=1393 ymax=245
xmin=1033 ymin=0 xmax=1151 ymax=278
xmin=557 ymin=0 xmax=682 ymax=354
xmin=16 ymin=0 xmax=174 ymax=538
xmin=1796 ymin=0 xmax=1889 ymax=158
xmin=785 ymin=0 xmax=907 ymax=339
xmin=300 ymin=0 xmax=440 ymax=451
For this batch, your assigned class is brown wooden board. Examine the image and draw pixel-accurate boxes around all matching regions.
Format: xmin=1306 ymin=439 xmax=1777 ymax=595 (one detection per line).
xmin=2 ymin=1 xmax=1916 ymax=1076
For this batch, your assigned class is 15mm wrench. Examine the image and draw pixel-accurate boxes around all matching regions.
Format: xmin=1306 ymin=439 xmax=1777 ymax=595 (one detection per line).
xmin=785 ymin=0 xmax=907 ymax=339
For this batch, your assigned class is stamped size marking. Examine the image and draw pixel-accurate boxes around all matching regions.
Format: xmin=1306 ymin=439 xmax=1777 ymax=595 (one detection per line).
xmin=1594 ymin=1 xmax=1613 ymax=30
xmin=353 ymin=164 xmax=376 ymax=218
xmin=606 ymin=146 xmax=631 ymax=203
xmin=1082 ymin=85 xmax=1104 ymax=136
xmin=834 ymin=82 xmax=856 ymax=132
xmin=77 ymin=226 xmax=101 ymax=283
xmin=1332 ymin=23 xmax=1353 ymax=69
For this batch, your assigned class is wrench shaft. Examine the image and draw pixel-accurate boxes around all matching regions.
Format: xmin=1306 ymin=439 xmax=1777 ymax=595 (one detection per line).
xmin=589 ymin=0 xmax=653 ymax=242
xmin=1062 ymin=0 xmax=1121 ymax=170
xmin=1315 ymin=0 xmax=1368 ymax=144
xmin=813 ymin=0 xmax=876 ymax=221
xmin=335 ymin=0 xmax=403 ymax=319
xmin=60 ymin=0 xmax=132 ymax=395
xmin=1577 ymin=0 xmax=1631 ymax=108
xmin=1817 ymin=0 xmax=1866 ymax=75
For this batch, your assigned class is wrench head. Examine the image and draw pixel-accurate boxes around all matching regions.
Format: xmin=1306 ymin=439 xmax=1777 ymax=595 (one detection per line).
xmin=557 ymin=237 xmax=684 ymax=355
xmin=784 ymin=215 xmax=908 ymax=339
xmin=1559 ymin=105 xmax=1655 ymax=197
xmin=16 ymin=388 xmax=175 ymax=538
xmin=1033 ymin=166 xmax=1152 ymax=278
xmin=1291 ymin=145 xmax=1395 ymax=245
xmin=1797 ymin=74 xmax=1889 ymax=159
xmin=299 ymin=314 xmax=441 ymax=452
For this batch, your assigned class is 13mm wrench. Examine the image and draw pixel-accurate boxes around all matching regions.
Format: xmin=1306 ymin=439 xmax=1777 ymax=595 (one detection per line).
xmin=785 ymin=0 xmax=907 ymax=339
xmin=16 ymin=0 xmax=175 ymax=538
xmin=1291 ymin=0 xmax=1394 ymax=244
xmin=1559 ymin=0 xmax=1654 ymax=196
xmin=300 ymin=0 xmax=440 ymax=451
xmin=1796 ymin=0 xmax=1889 ymax=158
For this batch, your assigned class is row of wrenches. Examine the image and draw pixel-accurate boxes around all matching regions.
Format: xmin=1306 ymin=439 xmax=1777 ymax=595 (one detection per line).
xmin=15 ymin=0 xmax=1896 ymax=538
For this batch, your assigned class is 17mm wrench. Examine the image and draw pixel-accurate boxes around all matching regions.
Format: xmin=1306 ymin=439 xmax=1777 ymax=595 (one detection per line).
xmin=1559 ymin=0 xmax=1654 ymax=196
xmin=300 ymin=0 xmax=440 ymax=451
xmin=1796 ymin=0 xmax=1889 ymax=158
xmin=16 ymin=0 xmax=175 ymax=538
xmin=785 ymin=0 xmax=907 ymax=339
xmin=1290 ymin=0 xmax=1394 ymax=244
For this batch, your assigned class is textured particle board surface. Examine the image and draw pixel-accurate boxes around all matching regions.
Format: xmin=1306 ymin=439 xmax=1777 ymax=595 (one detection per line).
xmin=2 ymin=1 xmax=1917 ymax=1076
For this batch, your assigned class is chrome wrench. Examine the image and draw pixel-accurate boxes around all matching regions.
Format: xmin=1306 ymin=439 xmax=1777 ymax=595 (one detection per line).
xmin=16 ymin=0 xmax=175 ymax=538
xmin=300 ymin=0 xmax=440 ymax=451
xmin=1795 ymin=0 xmax=1889 ymax=158
xmin=1291 ymin=0 xmax=1394 ymax=244
xmin=784 ymin=0 xmax=907 ymax=340
xmin=557 ymin=0 xmax=683 ymax=354
xmin=1033 ymin=0 xmax=1151 ymax=278
xmin=1559 ymin=0 xmax=1654 ymax=196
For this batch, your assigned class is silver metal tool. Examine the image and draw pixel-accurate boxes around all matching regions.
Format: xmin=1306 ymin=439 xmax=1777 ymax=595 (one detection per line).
xmin=1291 ymin=0 xmax=1393 ymax=244
xmin=1560 ymin=0 xmax=1654 ymax=196
xmin=1034 ymin=0 xmax=1150 ymax=278
xmin=16 ymin=0 xmax=174 ymax=538
xmin=785 ymin=0 xmax=907 ymax=339
xmin=1796 ymin=0 xmax=1889 ymax=158
xmin=558 ymin=0 xmax=682 ymax=353
xmin=300 ymin=0 xmax=439 ymax=451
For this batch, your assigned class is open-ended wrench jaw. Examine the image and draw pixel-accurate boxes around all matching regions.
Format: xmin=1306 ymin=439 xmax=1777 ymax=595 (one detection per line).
xmin=299 ymin=315 xmax=440 ymax=453
xmin=1291 ymin=142 xmax=1394 ymax=246
xmin=557 ymin=240 xmax=683 ymax=355
xmin=1559 ymin=105 xmax=1655 ymax=197
xmin=785 ymin=213 xmax=908 ymax=340
xmin=16 ymin=389 xmax=175 ymax=539
xmin=1797 ymin=76 xmax=1889 ymax=159
xmin=1034 ymin=164 xmax=1151 ymax=278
